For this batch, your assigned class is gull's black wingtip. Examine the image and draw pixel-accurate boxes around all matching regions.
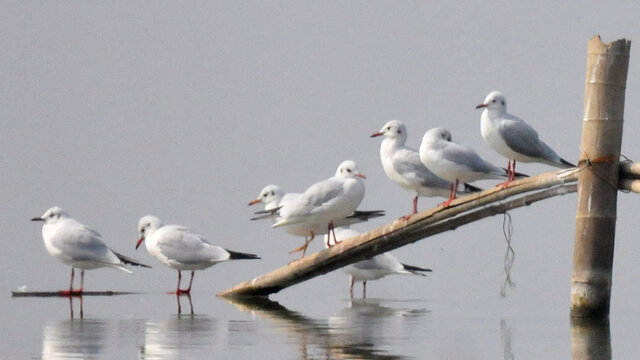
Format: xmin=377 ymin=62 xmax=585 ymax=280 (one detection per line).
xmin=402 ymin=263 xmax=433 ymax=276
xmin=463 ymin=183 xmax=483 ymax=193
xmin=227 ymin=250 xmax=261 ymax=260
xmin=560 ymin=158 xmax=576 ymax=168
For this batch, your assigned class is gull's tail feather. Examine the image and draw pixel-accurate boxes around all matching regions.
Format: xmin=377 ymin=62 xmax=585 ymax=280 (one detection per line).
xmin=272 ymin=218 xmax=291 ymax=228
xmin=227 ymin=250 xmax=261 ymax=260
xmin=113 ymin=250 xmax=152 ymax=268
xmin=111 ymin=265 xmax=134 ymax=274
xmin=401 ymin=263 xmax=432 ymax=276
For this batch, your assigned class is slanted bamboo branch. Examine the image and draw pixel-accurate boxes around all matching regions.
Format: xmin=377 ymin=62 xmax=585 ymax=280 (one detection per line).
xmin=219 ymin=169 xmax=579 ymax=298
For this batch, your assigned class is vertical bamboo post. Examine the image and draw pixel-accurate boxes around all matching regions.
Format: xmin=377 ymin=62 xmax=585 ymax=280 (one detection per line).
xmin=571 ymin=36 xmax=631 ymax=318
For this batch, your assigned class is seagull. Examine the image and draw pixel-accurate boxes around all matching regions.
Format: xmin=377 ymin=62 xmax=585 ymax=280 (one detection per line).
xmin=419 ymin=127 xmax=527 ymax=206
xmin=371 ymin=120 xmax=481 ymax=218
xmin=325 ymin=227 xmax=432 ymax=299
xmin=249 ymin=184 xmax=384 ymax=257
xmin=476 ymin=91 xmax=574 ymax=186
xmin=272 ymin=160 xmax=367 ymax=249
xmin=31 ymin=206 xmax=150 ymax=295
xmin=136 ymin=215 xmax=260 ymax=294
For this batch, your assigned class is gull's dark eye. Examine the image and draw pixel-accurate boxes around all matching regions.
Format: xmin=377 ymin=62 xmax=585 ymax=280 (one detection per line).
xmin=347 ymin=168 xmax=352 ymax=173
xmin=386 ymin=126 xmax=391 ymax=130
xmin=397 ymin=129 xmax=401 ymax=134
xmin=492 ymin=99 xmax=497 ymax=103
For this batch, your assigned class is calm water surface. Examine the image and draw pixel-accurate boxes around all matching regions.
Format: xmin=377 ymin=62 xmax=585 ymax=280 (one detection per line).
xmin=5 ymin=289 xmax=627 ymax=359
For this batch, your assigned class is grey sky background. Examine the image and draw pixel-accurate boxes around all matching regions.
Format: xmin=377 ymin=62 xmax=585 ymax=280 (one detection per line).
xmin=2 ymin=1 xmax=640 ymax=317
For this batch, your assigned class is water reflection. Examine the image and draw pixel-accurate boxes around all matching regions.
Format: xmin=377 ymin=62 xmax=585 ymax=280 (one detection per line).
xmin=225 ymin=296 xmax=428 ymax=359
xmin=139 ymin=314 xmax=216 ymax=359
xmin=41 ymin=318 xmax=106 ymax=359
xmin=175 ymin=294 xmax=194 ymax=316
xmin=68 ymin=296 xmax=84 ymax=319
xmin=501 ymin=319 xmax=515 ymax=360
xmin=571 ymin=317 xmax=612 ymax=360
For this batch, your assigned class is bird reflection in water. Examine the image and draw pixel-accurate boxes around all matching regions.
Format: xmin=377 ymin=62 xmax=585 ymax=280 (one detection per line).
xmin=224 ymin=296 xmax=428 ymax=359
xmin=139 ymin=313 xmax=216 ymax=359
xmin=67 ymin=295 xmax=83 ymax=319
xmin=41 ymin=317 xmax=107 ymax=360
xmin=175 ymin=293 xmax=194 ymax=316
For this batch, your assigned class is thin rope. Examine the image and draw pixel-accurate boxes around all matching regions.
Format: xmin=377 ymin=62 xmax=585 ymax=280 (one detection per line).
xmin=579 ymin=146 xmax=620 ymax=190
xmin=500 ymin=211 xmax=516 ymax=297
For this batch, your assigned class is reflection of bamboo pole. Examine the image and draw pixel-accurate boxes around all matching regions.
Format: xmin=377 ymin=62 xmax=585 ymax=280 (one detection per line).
xmin=570 ymin=317 xmax=611 ymax=360
xmin=219 ymin=169 xmax=578 ymax=298
xmin=571 ymin=36 xmax=631 ymax=318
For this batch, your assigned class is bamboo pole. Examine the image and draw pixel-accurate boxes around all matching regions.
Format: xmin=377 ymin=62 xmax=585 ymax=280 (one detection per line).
xmin=571 ymin=36 xmax=631 ymax=318
xmin=219 ymin=169 xmax=578 ymax=298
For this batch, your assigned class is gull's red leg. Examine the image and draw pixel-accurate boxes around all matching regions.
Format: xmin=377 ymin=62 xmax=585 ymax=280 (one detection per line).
xmin=400 ymin=195 xmax=420 ymax=221
xmin=60 ymin=268 xmax=76 ymax=296
xmin=328 ymin=221 xmax=339 ymax=246
xmin=182 ymin=271 xmax=194 ymax=294
xmin=440 ymin=180 xmax=458 ymax=207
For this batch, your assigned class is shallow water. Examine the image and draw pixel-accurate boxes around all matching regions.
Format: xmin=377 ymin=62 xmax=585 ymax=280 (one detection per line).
xmin=4 ymin=290 xmax=626 ymax=359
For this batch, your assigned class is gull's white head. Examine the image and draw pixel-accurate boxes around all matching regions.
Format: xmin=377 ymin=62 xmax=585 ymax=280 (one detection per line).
xmin=423 ymin=127 xmax=453 ymax=145
xmin=370 ymin=120 xmax=408 ymax=143
xmin=335 ymin=160 xmax=366 ymax=179
xmin=476 ymin=91 xmax=507 ymax=113
xmin=249 ymin=184 xmax=284 ymax=206
xmin=31 ymin=206 xmax=69 ymax=224
xmin=136 ymin=215 xmax=163 ymax=249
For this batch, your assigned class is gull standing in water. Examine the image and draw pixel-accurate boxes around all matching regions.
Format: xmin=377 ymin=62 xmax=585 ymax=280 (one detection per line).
xmin=371 ymin=120 xmax=480 ymax=219
xmin=136 ymin=215 xmax=259 ymax=294
xmin=31 ymin=206 xmax=150 ymax=295
xmin=249 ymin=184 xmax=384 ymax=257
xmin=272 ymin=160 xmax=366 ymax=249
xmin=476 ymin=91 xmax=574 ymax=186
xmin=325 ymin=227 xmax=432 ymax=299
xmin=419 ymin=127 xmax=527 ymax=207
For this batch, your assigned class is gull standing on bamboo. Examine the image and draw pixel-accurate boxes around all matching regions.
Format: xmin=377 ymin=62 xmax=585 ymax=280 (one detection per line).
xmin=272 ymin=160 xmax=366 ymax=248
xmin=31 ymin=206 xmax=150 ymax=295
xmin=249 ymin=184 xmax=384 ymax=257
xmin=136 ymin=215 xmax=260 ymax=294
xmin=419 ymin=127 xmax=527 ymax=207
xmin=476 ymin=91 xmax=574 ymax=186
xmin=371 ymin=120 xmax=480 ymax=219
xmin=325 ymin=227 xmax=432 ymax=299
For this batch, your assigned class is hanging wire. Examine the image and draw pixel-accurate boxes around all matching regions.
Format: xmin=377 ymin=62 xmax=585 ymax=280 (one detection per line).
xmin=500 ymin=211 xmax=516 ymax=297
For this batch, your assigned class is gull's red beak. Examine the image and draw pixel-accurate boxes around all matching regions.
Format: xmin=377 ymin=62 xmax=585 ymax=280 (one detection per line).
xmin=135 ymin=237 xmax=144 ymax=250
xmin=370 ymin=132 xmax=383 ymax=138
xmin=475 ymin=103 xmax=487 ymax=109
xmin=356 ymin=173 xmax=366 ymax=179
xmin=248 ymin=199 xmax=261 ymax=206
